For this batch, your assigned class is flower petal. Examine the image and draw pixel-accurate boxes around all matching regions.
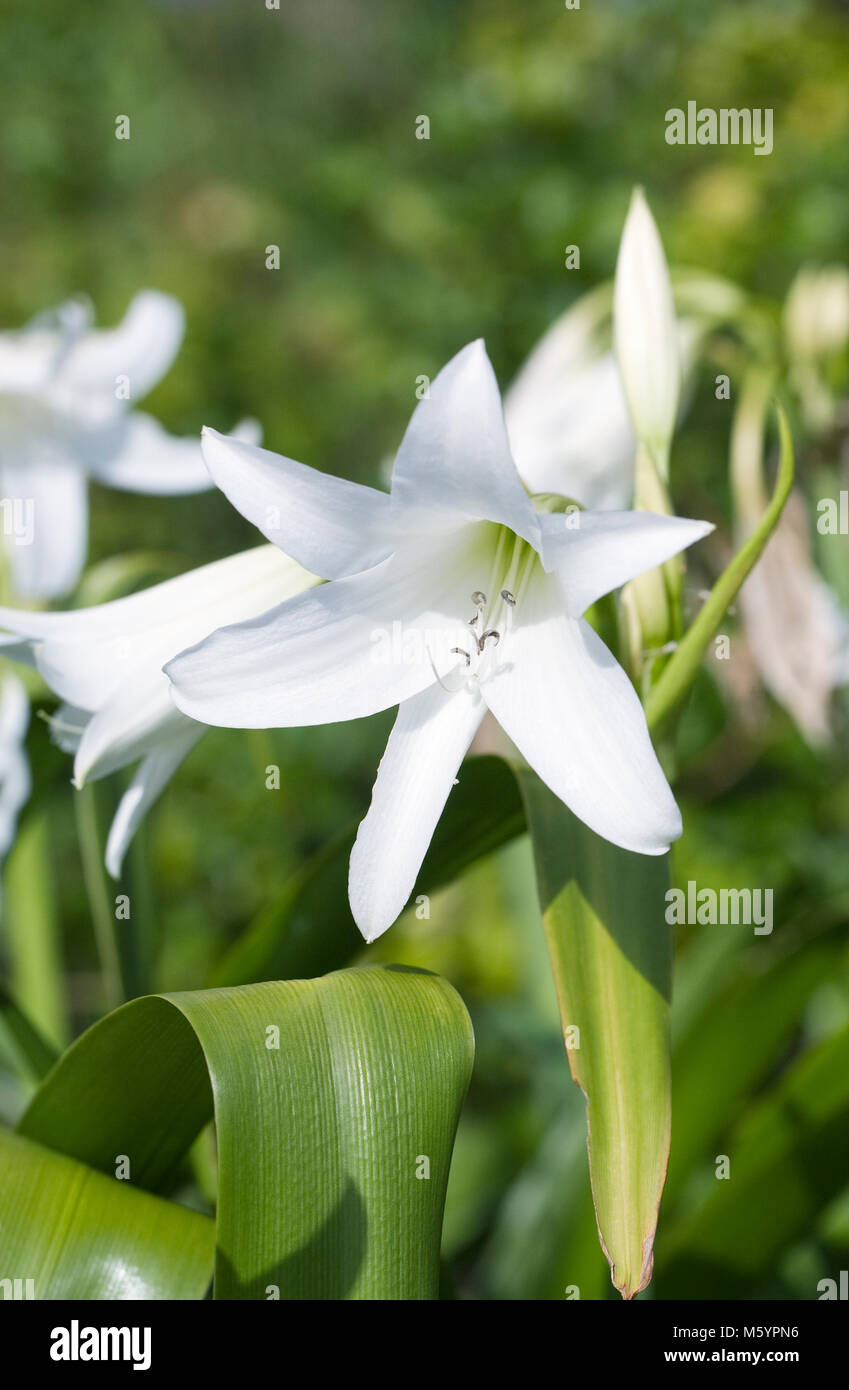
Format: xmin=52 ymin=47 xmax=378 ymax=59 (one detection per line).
xmin=390 ymin=340 xmax=539 ymax=547
xmin=503 ymin=290 xmax=635 ymax=509
xmin=540 ymin=509 xmax=713 ymax=613
xmin=506 ymin=349 xmax=635 ymax=509
xmin=0 ymin=298 xmax=92 ymax=395
xmin=349 ymin=682 xmax=485 ymax=942
xmin=72 ymin=670 xmax=194 ymax=786
xmin=0 ymin=675 xmax=31 ymax=863
xmin=200 ymin=426 xmax=393 ymax=577
xmin=481 ymin=569 xmax=681 ymax=854
xmin=167 ymin=524 xmax=493 ymax=729
xmin=56 ymin=291 xmax=185 ymax=403
xmin=0 ymin=545 xmax=313 ymax=711
xmin=0 ymin=454 xmax=89 ymax=599
xmin=104 ymin=725 xmax=205 ymax=879
xmin=87 ymin=412 xmax=220 ymax=495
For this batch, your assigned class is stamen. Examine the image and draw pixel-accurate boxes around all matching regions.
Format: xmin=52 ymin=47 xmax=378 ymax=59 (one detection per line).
xmin=440 ymin=532 xmax=536 ymax=686
xmin=467 ymin=591 xmax=487 ymax=627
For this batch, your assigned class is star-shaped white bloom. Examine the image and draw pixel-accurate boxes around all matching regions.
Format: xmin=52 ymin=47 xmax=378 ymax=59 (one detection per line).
xmin=166 ymin=341 xmax=713 ymax=942
xmin=0 ymin=291 xmax=253 ymax=599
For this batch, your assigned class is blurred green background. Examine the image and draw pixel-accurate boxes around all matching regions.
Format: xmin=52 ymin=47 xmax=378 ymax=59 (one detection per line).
xmin=2 ymin=0 xmax=849 ymax=1299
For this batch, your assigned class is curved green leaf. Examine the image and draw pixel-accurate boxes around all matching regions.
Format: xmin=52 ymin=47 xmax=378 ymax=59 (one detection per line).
xmin=16 ymin=965 xmax=474 ymax=1299
xmin=0 ymin=1127 xmax=214 ymax=1300
xmin=0 ymin=985 xmax=58 ymax=1086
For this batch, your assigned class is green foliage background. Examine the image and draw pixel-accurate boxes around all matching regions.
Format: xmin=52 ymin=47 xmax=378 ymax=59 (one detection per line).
xmin=1 ymin=0 xmax=849 ymax=1298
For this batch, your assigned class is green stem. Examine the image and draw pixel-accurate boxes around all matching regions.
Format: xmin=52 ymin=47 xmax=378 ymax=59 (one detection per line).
xmin=74 ymin=783 xmax=123 ymax=1012
xmin=122 ymin=808 xmax=156 ymax=999
xmin=645 ymin=402 xmax=794 ymax=739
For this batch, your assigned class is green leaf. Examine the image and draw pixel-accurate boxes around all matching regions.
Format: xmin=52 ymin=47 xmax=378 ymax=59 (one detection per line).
xmin=3 ymin=810 xmax=68 ymax=1051
xmin=480 ymin=1086 xmax=611 ymax=1301
xmin=0 ymin=1127 xmax=214 ymax=1300
xmin=210 ymin=754 xmax=525 ymax=988
xmin=16 ymin=965 xmax=474 ymax=1299
xmin=520 ymin=771 xmax=672 ymax=1299
xmin=645 ymin=401 xmax=794 ymax=738
xmin=657 ymin=1023 xmax=849 ymax=1298
xmin=0 ymin=985 xmax=58 ymax=1086
xmin=667 ymin=933 xmax=842 ymax=1203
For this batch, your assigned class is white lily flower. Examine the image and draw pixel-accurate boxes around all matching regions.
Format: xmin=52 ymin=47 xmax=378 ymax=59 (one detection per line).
xmin=504 ymin=266 xmax=726 ymax=515
xmin=0 ymin=291 xmax=252 ymax=599
xmin=503 ymin=291 xmax=636 ymax=511
xmin=167 ymin=341 xmax=712 ymax=942
xmin=0 ymin=546 xmax=319 ymax=877
xmin=613 ymin=189 xmax=681 ymax=466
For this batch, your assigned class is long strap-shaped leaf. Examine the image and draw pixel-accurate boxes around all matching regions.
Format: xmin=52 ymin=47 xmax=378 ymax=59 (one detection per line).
xmin=14 ymin=966 xmax=474 ymax=1299
xmin=514 ymin=404 xmax=794 ymax=1298
xmin=657 ymin=1022 xmax=849 ymax=1298
xmin=0 ymin=1127 xmax=214 ymax=1299
xmin=211 ymin=755 xmax=525 ymax=988
xmin=519 ymin=772 xmax=672 ymax=1299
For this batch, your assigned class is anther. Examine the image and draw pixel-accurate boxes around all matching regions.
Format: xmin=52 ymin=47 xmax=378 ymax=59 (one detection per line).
xmin=477 ymin=629 xmax=500 ymax=652
xmin=500 ymin=589 xmax=516 ymax=606
xmin=467 ymin=591 xmax=487 ymax=626
xmin=450 ymin=647 xmax=472 ymax=666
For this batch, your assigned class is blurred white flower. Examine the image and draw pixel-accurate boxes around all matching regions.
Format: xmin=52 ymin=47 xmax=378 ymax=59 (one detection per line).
xmin=738 ymin=490 xmax=849 ymax=746
xmin=504 ymin=255 xmax=732 ymax=516
xmin=784 ymin=266 xmax=849 ymax=363
xmin=0 ymin=546 xmax=319 ymax=877
xmin=783 ymin=266 xmax=849 ymax=433
xmin=503 ymin=289 xmax=636 ymax=510
xmin=0 ymin=671 xmax=31 ymax=875
xmin=613 ymin=188 xmax=681 ymax=469
xmin=731 ymin=369 xmax=849 ymax=745
xmin=0 ymin=291 xmax=254 ymax=599
xmin=167 ymin=341 xmax=712 ymax=942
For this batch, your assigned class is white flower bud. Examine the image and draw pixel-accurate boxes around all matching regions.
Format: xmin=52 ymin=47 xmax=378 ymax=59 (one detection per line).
xmin=784 ymin=265 xmax=849 ymax=361
xmin=613 ymin=189 xmax=681 ymax=468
